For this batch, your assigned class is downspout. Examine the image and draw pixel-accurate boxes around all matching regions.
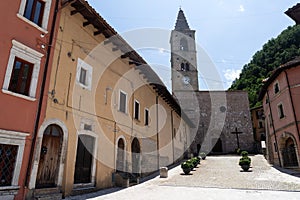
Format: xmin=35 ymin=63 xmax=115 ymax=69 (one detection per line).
xmin=266 ymin=90 xmax=282 ymax=167
xmin=284 ymin=70 xmax=300 ymax=140
xmin=156 ymin=95 xmax=160 ymax=169
xmin=171 ymin=110 xmax=175 ymax=164
xmin=25 ymin=0 xmax=60 ymax=187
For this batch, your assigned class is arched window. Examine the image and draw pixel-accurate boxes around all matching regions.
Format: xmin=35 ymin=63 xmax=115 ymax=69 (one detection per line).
xmin=185 ymin=63 xmax=190 ymax=71
xmin=181 ymin=63 xmax=185 ymax=71
xmin=180 ymin=38 xmax=188 ymax=51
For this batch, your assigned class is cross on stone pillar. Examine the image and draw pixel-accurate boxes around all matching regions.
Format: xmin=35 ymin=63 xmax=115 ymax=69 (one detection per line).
xmin=231 ymin=127 xmax=243 ymax=149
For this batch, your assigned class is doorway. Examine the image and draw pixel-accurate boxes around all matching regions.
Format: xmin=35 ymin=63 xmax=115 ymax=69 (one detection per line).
xmin=74 ymin=135 xmax=95 ymax=184
xmin=36 ymin=125 xmax=62 ymax=188
xmin=131 ymin=138 xmax=140 ymax=174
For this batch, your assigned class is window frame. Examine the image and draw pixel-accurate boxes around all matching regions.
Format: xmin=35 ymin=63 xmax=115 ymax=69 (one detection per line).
xmin=76 ymin=58 xmax=92 ymax=91
xmin=24 ymin=0 xmax=45 ymax=26
xmin=134 ymin=99 xmax=140 ymax=120
xmin=119 ymin=90 xmax=127 ymax=114
xmin=2 ymin=40 xmax=43 ymax=100
xmin=17 ymin=0 xmax=52 ymax=32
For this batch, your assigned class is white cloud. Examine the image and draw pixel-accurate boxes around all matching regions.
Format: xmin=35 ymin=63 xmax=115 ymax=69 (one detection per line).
xmin=238 ymin=5 xmax=245 ymax=12
xmin=224 ymin=69 xmax=241 ymax=83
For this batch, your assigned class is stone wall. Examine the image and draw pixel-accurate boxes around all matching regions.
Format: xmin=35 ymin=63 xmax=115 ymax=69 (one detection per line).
xmin=174 ymin=90 xmax=255 ymax=155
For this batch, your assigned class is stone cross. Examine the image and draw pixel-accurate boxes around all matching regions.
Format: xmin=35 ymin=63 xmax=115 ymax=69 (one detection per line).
xmin=231 ymin=127 xmax=243 ymax=149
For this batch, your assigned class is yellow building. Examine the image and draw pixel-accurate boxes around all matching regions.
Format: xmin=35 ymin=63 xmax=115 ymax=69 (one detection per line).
xmin=27 ymin=0 xmax=192 ymax=198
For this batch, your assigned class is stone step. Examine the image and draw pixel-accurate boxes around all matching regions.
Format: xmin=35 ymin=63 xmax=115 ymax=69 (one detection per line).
xmin=33 ymin=188 xmax=62 ymax=200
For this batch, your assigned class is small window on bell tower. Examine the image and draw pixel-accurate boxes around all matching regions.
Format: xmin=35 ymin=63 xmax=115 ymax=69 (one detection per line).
xmin=180 ymin=38 xmax=188 ymax=51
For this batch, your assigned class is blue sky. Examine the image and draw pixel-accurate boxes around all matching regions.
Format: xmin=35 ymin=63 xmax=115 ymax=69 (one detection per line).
xmin=86 ymin=0 xmax=298 ymax=90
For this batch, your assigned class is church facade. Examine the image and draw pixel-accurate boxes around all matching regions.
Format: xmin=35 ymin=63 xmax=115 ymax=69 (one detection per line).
xmin=170 ymin=9 xmax=256 ymax=155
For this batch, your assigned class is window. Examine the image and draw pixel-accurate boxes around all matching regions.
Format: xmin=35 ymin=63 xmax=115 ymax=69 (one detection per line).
xmin=119 ymin=91 xmax=127 ymax=113
xmin=79 ymin=68 xmax=87 ymax=85
xmin=180 ymin=62 xmax=190 ymax=71
xmin=18 ymin=0 xmax=52 ymax=31
xmin=180 ymin=38 xmax=188 ymax=51
xmin=8 ymin=58 xmax=33 ymax=96
xmin=278 ymin=104 xmax=285 ymax=119
xmin=3 ymin=40 xmax=43 ymax=99
xmin=258 ymin=121 xmax=263 ymax=128
xmin=274 ymin=82 xmax=279 ymax=94
xmin=24 ymin=0 xmax=45 ymax=26
xmin=134 ymin=100 xmax=140 ymax=120
xmin=76 ymin=58 xmax=92 ymax=90
xmin=0 ymin=144 xmax=18 ymax=186
xmin=0 ymin=129 xmax=29 ymax=187
xmin=145 ymin=109 xmax=149 ymax=126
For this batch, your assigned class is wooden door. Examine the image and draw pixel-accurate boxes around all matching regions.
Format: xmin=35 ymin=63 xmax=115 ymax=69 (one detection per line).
xmin=74 ymin=135 xmax=94 ymax=184
xmin=36 ymin=125 xmax=62 ymax=188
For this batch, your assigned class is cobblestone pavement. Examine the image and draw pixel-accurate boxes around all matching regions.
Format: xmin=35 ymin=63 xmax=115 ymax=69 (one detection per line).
xmin=66 ymin=155 xmax=300 ymax=200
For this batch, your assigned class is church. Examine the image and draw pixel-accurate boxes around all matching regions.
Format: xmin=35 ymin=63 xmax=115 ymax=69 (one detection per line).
xmin=170 ymin=9 xmax=256 ymax=155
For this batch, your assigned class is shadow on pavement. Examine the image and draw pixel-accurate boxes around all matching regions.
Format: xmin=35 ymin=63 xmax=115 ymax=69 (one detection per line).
xmin=272 ymin=165 xmax=300 ymax=178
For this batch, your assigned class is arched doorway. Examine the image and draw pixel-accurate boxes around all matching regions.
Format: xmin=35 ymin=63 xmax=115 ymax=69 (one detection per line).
xmin=116 ymin=138 xmax=125 ymax=172
xmin=36 ymin=125 xmax=62 ymax=188
xmin=131 ymin=138 xmax=140 ymax=175
xmin=282 ymin=138 xmax=299 ymax=167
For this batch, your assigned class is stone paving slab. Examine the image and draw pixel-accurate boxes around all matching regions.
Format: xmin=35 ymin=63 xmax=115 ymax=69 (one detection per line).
xmin=66 ymin=155 xmax=300 ymax=200
xmin=159 ymin=155 xmax=300 ymax=191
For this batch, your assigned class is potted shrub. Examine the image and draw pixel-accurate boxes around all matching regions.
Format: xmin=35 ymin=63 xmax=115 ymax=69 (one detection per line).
xmin=181 ymin=161 xmax=193 ymax=175
xmin=241 ymin=151 xmax=248 ymax=157
xmin=191 ymin=157 xmax=199 ymax=168
xmin=199 ymin=152 xmax=206 ymax=160
xmin=239 ymin=157 xmax=251 ymax=171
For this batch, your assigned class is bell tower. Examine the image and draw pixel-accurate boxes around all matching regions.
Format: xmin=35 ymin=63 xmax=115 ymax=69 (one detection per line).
xmin=170 ymin=8 xmax=199 ymax=93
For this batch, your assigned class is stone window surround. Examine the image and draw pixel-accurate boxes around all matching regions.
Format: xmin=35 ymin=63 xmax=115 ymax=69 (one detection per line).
xmin=2 ymin=40 xmax=44 ymax=101
xmin=17 ymin=0 xmax=52 ymax=33
xmin=0 ymin=129 xmax=29 ymax=189
xmin=76 ymin=58 xmax=93 ymax=91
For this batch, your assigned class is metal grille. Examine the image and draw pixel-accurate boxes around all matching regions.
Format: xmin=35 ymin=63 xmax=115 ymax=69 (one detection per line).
xmin=0 ymin=144 xmax=18 ymax=186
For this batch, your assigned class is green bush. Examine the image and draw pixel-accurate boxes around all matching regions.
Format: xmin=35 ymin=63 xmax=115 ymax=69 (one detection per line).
xmin=199 ymin=152 xmax=206 ymax=160
xmin=241 ymin=151 xmax=248 ymax=157
xmin=181 ymin=161 xmax=193 ymax=169
xmin=239 ymin=157 xmax=251 ymax=166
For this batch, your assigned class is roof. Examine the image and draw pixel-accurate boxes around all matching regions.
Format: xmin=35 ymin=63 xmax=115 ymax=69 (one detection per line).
xmin=258 ymin=57 xmax=300 ymax=100
xmin=174 ymin=8 xmax=190 ymax=31
xmin=66 ymin=0 xmax=194 ymax=127
xmin=285 ymin=3 xmax=300 ymax=24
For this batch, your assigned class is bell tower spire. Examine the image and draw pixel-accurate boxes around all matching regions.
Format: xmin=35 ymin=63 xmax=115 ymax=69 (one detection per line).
xmin=170 ymin=8 xmax=199 ymax=93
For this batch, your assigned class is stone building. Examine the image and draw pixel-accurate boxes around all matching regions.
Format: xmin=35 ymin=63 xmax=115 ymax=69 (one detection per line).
xmin=259 ymin=58 xmax=300 ymax=169
xmin=170 ymin=9 xmax=255 ymax=155
xmin=250 ymin=106 xmax=266 ymax=154
xmin=25 ymin=1 xmax=192 ymax=199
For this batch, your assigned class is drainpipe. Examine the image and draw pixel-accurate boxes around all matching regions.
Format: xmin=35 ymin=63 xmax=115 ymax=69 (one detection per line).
xmin=284 ymin=70 xmax=300 ymax=140
xmin=156 ymin=95 xmax=160 ymax=169
xmin=266 ymin=90 xmax=282 ymax=167
xmin=25 ymin=0 xmax=60 ymax=187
